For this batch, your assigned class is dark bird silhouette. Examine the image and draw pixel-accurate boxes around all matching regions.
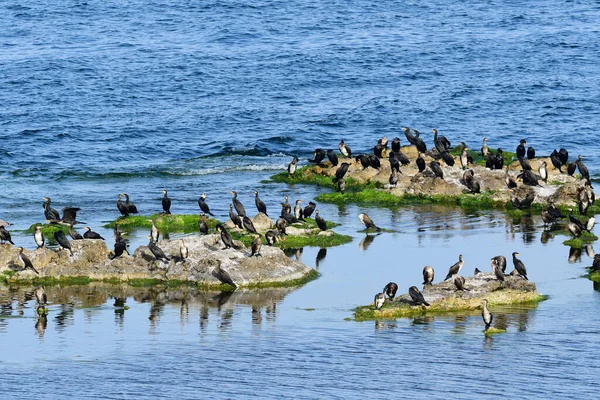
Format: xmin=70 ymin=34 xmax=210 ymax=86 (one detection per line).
xmin=416 ymin=153 xmax=426 ymax=172
xmin=359 ymin=213 xmax=381 ymax=231
xmin=216 ymin=224 xmax=241 ymax=250
xmin=516 ymin=139 xmax=526 ymax=159
xmin=198 ymin=193 xmax=215 ymax=216
xmin=231 ymin=191 xmax=246 ymax=217
xmin=527 ymin=146 xmax=535 ymax=159
xmin=491 ymin=255 xmax=507 ymax=273
xmin=265 ymin=230 xmax=278 ymax=246
xmin=445 ymin=254 xmax=464 ymax=280
xmin=250 ymin=236 xmax=262 ymax=257
xmin=0 ymin=225 xmax=14 ymax=245
xmin=454 ymin=274 xmax=469 ymax=291
xmin=69 ymin=222 xmax=83 ymax=240
xmin=409 ymin=286 xmax=430 ymax=306
xmin=123 ymin=194 xmax=139 ymax=214
xmin=18 ymin=247 xmax=39 ymax=274
xmin=54 ymin=231 xmax=73 ymax=256
xmin=242 ymin=216 xmax=258 ymax=234
xmin=253 ymin=190 xmax=268 ymax=216
xmin=383 ymin=282 xmax=398 ymax=300
xmin=303 ymin=201 xmax=316 ymax=218
xmin=315 ymin=210 xmax=327 ymax=231
xmin=558 ymin=148 xmax=569 ymax=165
xmin=550 ymin=150 xmax=562 ymax=172
xmin=147 ymin=237 xmax=170 ymax=263
xmin=512 ymin=252 xmax=528 ymax=280
xmin=391 ymin=137 xmax=401 ymax=153
xmin=162 ymin=190 xmax=171 ymax=214
xmin=333 ymin=162 xmax=351 ymax=183
xmin=229 ymin=204 xmax=243 ymax=229
xmin=339 ymin=140 xmax=352 ymax=158
xmin=83 ymin=227 xmax=104 ymax=240
xmin=308 ymin=148 xmax=326 ymax=165
xmin=198 ymin=213 xmax=209 ymax=234
xmin=430 ymin=161 xmax=444 ymax=180
xmin=432 ymin=129 xmax=451 ymax=154
xmin=369 ymin=155 xmax=381 ymax=169
xmin=576 ymin=155 xmax=590 ymax=183
xmin=110 ymin=232 xmax=128 ymax=260
xmin=327 ymin=149 xmax=339 ymax=166
xmin=212 ymin=262 xmax=237 ymax=288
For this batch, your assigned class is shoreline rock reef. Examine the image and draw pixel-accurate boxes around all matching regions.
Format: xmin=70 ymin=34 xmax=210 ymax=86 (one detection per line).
xmin=355 ymin=272 xmax=546 ymax=321
xmin=0 ymin=235 xmax=317 ymax=289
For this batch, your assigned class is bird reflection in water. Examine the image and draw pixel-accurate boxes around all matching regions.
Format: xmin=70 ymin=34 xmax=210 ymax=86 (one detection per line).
xmin=517 ymin=312 xmax=529 ymax=332
xmin=568 ymin=247 xmax=582 ymax=264
xmin=252 ymin=306 xmax=262 ymax=325
xmin=54 ymin=303 xmax=75 ymax=332
xmin=521 ymin=216 xmax=536 ymax=244
xmin=218 ymin=309 xmax=234 ymax=332
xmin=180 ymin=299 xmax=189 ymax=328
xmin=540 ymin=230 xmax=553 ymax=244
xmin=199 ymin=305 xmax=209 ymax=332
xmin=148 ymin=301 xmax=165 ymax=331
xmin=411 ymin=315 xmax=434 ymax=332
xmin=493 ymin=313 xmax=508 ymax=331
xmin=585 ymin=244 xmax=595 ymax=258
xmin=359 ymin=234 xmax=379 ymax=251
xmin=450 ymin=315 xmax=467 ymax=335
xmin=483 ymin=334 xmax=494 ymax=350
xmin=374 ymin=320 xmax=397 ymax=331
xmin=316 ymin=248 xmax=327 ymax=270
xmin=35 ymin=314 xmax=47 ymax=338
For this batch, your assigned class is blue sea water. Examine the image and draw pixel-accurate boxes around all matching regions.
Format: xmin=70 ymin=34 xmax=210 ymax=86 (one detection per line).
xmin=1 ymin=0 xmax=600 ymax=398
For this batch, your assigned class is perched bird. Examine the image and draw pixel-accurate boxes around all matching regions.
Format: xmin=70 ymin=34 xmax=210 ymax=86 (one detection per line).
xmin=35 ymin=287 xmax=47 ymax=306
xmin=494 ymin=148 xmax=504 ymax=169
xmin=369 ymin=154 xmax=381 ymax=169
xmin=17 ymin=247 xmax=39 ymax=274
xmin=569 ymin=209 xmax=584 ymax=231
xmin=389 ymin=169 xmax=399 ymax=188
xmin=481 ymin=299 xmax=493 ymax=331
xmin=162 ymin=190 xmax=171 ymax=214
xmin=110 ymin=233 xmax=129 ymax=260
xmin=558 ymin=148 xmax=569 ymax=165
xmin=308 ymin=148 xmax=326 ymax=165
xmin=444 ymin=254 xmax=464 ymax=280
xmin=505 ymin=167 xmax=517 ymax=189
xmin=402 ymin=127 xmax=418 ymax=146
xmin=423 ymin=266 xmax=434 ymax=285
xmin=430 ymin=161 xmax=444 ymax=180
xmin=481 ymin=137 xmax=488 ymax=157
xmin=391 ymin=137 xmax=401 ymax=153
xmin=54 ymin=231 xmax=73 ymax=256
xmin=42 ymin=197 xmax=60 ymax=221
xmin=389 ymin=152 xmax=400 ymax=173
xmin=432 ymin=129 xmax=451 ymax=154
xmin=276 ymin=218 xmax=287 ymax=236
xmin=198 ymin=213 xmax=209 ymax=234
xmin=339 ymin=140 xmax=352 ymax=158
xmin=512 ymin=252 xmax=528 ymax=280
xmin=149 ymin=220 xmax=160 ymax=242
xmin=327 ymin=149 xmax=339 ymax=166
xmin=474 ymin=268 xmax=482 ymax=275
xmin=355 ymin=154 xmax=370 ymax=169
xmin=279 ymin=203 xmax=298 ymax=224
xmin=358 ymin=213 xmax=381 ymax=231
xmin=212 ymin=262 xmax=237 ymax=288
xmin=408 ymin=286 xmax=430 ymax=306
xmin=282 ymin=195 xmax=292 ymax=215
xmin=491 ymin=255 xmax=507 ymax=273
xmin=579 ymin=187 xmax=590 ymax=216
xmin=0 ymin=225 xmax=15 ymax=245
xmin=516 ymin=139 xmax=527 ymax=159
xmin=43 ymin=197 xmax=80 ymax=224
xmin=550 ymin=150 xmax=562 ymax=172
xmin=568 ymin=221 xmax=582 ymax=237
xmin=493 ymin=264 xmax=505 ymax=282
xmin=216 ymin=224 xmax=240 ymax=250
xmin=242 ymin=216 xmax=258 ymax=234
xmin=315 ymin=210 xmax=327 ymax=231
xmin=416 ymin=152 xmax=426 ymax=172
xmin=303 ymin=201 xmax=316 ymax=219
xmin=517 ymin=169 xmax=540 ymax=186
xmin=576 ymin=155 xmax=590 ymax=182
xmin=567 ymin=160 xmax=577 ymax=176
xmin=83 ymin=227 xmax=104 ymax=240
xmin=69 ymin=222 xmax=83 ymax=240
xmin=527 ymin=146 xmax=535 ymax=160
xmin=180 ymin=239 xmax=188 ymax=260
xmin=34 ymin=226 xmax=45 ymax=248
xmin=333 ymin=162 xmax=351 ymax=184
xmin=229 ymin=204 xmax=243 ymax=229
xmin=265 ymin=230 xmax=278 ymax=246
xmin=460 ymin=147 xmax=469 ymax=169
xmin=116 ymin=194 xmax=130 ymax=217
xmin=231 ymin=191 xmax=246 ymax=217
xmin=538 ymin=161 xmax=548 ymax=183
xmin=453 ymin=274 xmax=469 ymax=291
xmin=122 ymin=194 xmax=139 ymax=215
xmin=440 ymin=151 xmax=455 ymax=167
xmin=146 ymin=237 xmax=170 ymax=263
xmin=253 ymin=190 xmax=268 ymax=216
xmin=198 ymin=193 xmax=215 ymax=216
xmin=383 ymin=282 xmax=398 ymax=300
xmin=294 ymin=200 xmax=304 ymax=220
xmin=288 ymin=156 xmax=299 ymax=175
xmin=511 ymin=193 xmax=535 ymax=210
xmin=374 ymin=292 xmax=385 ymax=310
xmin=250 ymin=236 xmax=262 ymax=257
xmin=518 ymin=157 xmax=532 ymax=171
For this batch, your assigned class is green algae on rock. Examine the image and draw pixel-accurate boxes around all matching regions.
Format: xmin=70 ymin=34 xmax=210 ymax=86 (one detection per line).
xmin=562 ymin=231 xmax=599 ymax=248
xmin=104 ymin=214 xmax=220 ymax=233
xmin=24 ymin=223 xmax=69 ymax=240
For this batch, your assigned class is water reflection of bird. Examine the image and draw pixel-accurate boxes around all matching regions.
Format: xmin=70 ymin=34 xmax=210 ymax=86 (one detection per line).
xmin=35 ymin=314 xmax=47 ymax=338
xmin=568 ymin=247 xmax=582 ymax=264
xmin=358 ymin=234 xmax=378 ymax=251
xmin=315 ymin=248 xmax=327 ymax=269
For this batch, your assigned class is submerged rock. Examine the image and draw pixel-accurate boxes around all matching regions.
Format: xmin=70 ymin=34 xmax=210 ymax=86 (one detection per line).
xmin=0 ymin=236 xmax=314 ymax=287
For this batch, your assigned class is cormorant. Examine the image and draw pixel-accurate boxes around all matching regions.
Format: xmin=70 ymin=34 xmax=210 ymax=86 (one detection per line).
xmin=567 ymin=160 xmax=577 ymax=176
xmin=123 ymin=194 xmax=139 ymax=214
xmin=110 ymin=233 xmax=128 ymax=260
xmin=432 ymin=129 xmax=451 ymax=154
xmin=212 ymin=262 xmax=237 ymax=288
xmin=380 ymin=137 xmax=389 ymax=150
xmin=359 ymin=213 xmax=381 ymax=231
xmin=198 ymin=193 xmax=215 ymax=216
xmin=69 ymin=223 xmax=83 ymax=240
xmin=430 ymin=161 xmax=444 ymax=180
xmin=231 ymin=191 xmax=246 ymax=217
xmin=409 ymin=286 xmax=430 ymax=306
xmin=303 ymin=201 xmax=316 ymax=218
xmin=282 ymin=195 xmax=292 ymax=215
xmin=557 ymin=148 xmax=569 ymax=165
xmin=494 ymin=148 xmax=504 ymax=169
xmin=439 ymin=151 xmax=454 ymax=167
xmin=198 ymin=213 xmax=209 ymax=234
xmin=294 ymin=200 xmax=304 ymax=220
xmin=35 ymin=287 xmax=47 ymax=305
xmin=250 ymin=236 xmax=262 ymax=257
xmin=315 ymin=210 xmax=327 ymax=231
xmin=416 ymin=153 xmax=426 ymax=172
xmin=579 ymin=187 xmax=590 ymax=215
xmin=374 ymin=141 xmax=385 ymax=158
xmin=517 ymin=169 xmax=540 ymax=186
xmin=216 ymin=224 xmax=240 ymax=250
xmin=308 ymin=148 xmax=326 ymax=164
xmin=43 ymin=197 xmax=60 ymax=221
xmin=585 ymin=181 xmax=596 ymax=204
xmin=505 ymin=167 xmax=517 ymax=189
xmin=327 ymin=149 xmax=339 ymax=166
xmin=538 ymin=161 xmax=548 ymax=183
xmin=369 ymin=155 xmax=381 ymax=169
xmin=593 ymin=254 xmax=600 ymax=272
xmin=265 ymin=230 xmax=278 ymax=246
xmin=17 ymin=247 xmax=38 ymax=274
xmin=527 ymin=146 xmax=535 ymax=159
xmin=576 ymin=155 xmax=590 ymax=182
xmin=481 ymin=299 xmax=493 ymax=331
xmin=395 ymin=150 xmax=410 ymax=166
xmin=252 ymin=190 xmax=268 ymax=216
xmin=423 ymin=266 xmax=434 ymax=285
xmin=383 ymin=282 xmax=398 ymax=300
xmin=288 ymin=156 xmax=299 ymax=175
xmin=546 ymin=200 xmax=565 ymax=220
xmin=53 ymin=231 xmax=73 ymax=256
xmin=460 ymin=148 xmax=469 ymax=169
xmin=541 ymin=209 xmax=555 ymax=225
xmin=402 ymin=127 xmax=417 ymax=146
xmin=149 ymin=220 xmax=160 ymax=242
xmin=355 ymin=154 xmax=370 ymax=169
xmin=516 ymin=139 xmax=526 ymax=159
xmin=374 ymin=292 xmax=385 ymax=310
xmin=391 ymin=137 xmax=401 ymax=153
xmin=569 ymin=209 xmax=584 ymax=231
xmin=242 ymin=216 xmax=258 ymax=234
xmin=550 ymin=150 xmax=562 ymax=172
xmin=444 ymin=254 xmax=464 ymax=280
xmin=0 ymin=225 xmax=14 ymax=245
xmin=229 ymin=204 xmax=243 ymax=229
xmin=481 ymin=137 xmax=488 ymax=157
xmin=389 ymin=169 xmax=399 ymax=188
xmin=338 ymin=178 xmax=346 ymax=193
xmin=493 ymin=264 xmax=505 ymax=282
xmin=333 ymin=162 xmax=351 ymax=183
xmin=469 ymin=180 xmax=481 ymax=194
xmin=276 ymin=218 xmax=287 ymax=236
xmin=518 ymin=157 xmax=532 ymax=171
xmin=180 ymin=239 xmax=188 ymax=260
xmin=279 ymin=204 xmax=298 ymax=224
xmin=83 ymin=227 xmax=104 ymax=240
xmin=454 ymin=274 xmax=469 ymax=291
xmin=568 ymin=221 xmax=582 ymax=237
xmin=462 ymin=169 xmax=474 ymax=187
xmin=162 ymin=190 xmax=171 ymax=214
xmin=34 ymin=226 xmax=44 ymax=248
xmin=511 ymin=192 xmax=535 ymax=210
xmin=512 ymin=252 xmax=528 ymax=280
xmin=339 ymin=140 xmax=352 ymax=158
xmin=117 ymin=194 xmax=129 ymax=217
xmin=491 ymin=255 xmax=507 ymax=273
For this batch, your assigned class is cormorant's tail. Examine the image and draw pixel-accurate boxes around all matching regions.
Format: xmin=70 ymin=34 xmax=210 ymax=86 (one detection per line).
xmin=423 ymin=300 xmax=430 ymax=306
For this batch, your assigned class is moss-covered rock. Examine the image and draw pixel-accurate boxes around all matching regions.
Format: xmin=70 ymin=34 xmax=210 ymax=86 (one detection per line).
xmin=104 ymin=214 xmax=220 ymax=233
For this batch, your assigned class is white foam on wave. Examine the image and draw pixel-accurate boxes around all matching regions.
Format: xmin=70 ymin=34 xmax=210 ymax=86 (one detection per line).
xmin=174 ymin=164 xmax=287 ymax=176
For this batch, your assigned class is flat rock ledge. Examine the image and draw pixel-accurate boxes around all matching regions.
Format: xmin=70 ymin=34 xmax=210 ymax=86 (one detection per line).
xmin=0 ymin=235 xmax=314 ymax=287
xmin=354 ymin=272 xmax=546 ymax=320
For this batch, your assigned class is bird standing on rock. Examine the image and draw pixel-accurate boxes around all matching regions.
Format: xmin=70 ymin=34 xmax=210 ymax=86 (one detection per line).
xmin=315 ymin=210 xmax=327 ymax=231
xmin=253 ymin=190 xmax=268 ymax=216
xmin=34 ymin=226 xmax=45 ymax=248
xmin=18 ymin=247 xmax=39 ymax=274
xmin=333 ymin=162 xmax=351 ymax=184
xmin=482 ymin=299 xmax=493 ymax=331
xmin=423 ymin=266 xmax=434 ymax=285
xmin=198 ymin=193 xmax=215 ymax=216
xmin=512 ymin=252 xmax=528 ymax=280
xmin=231 ymin=191 xmax=246 ymax=217
xmin=444 ymin=254 xmax=464 ymax=280
xmin=358 ymin=213 xmax=381 ymax=231
xmin=162 ymin=190 xmax=171 ymax=214
xmin=409 ymin=286 xmax=430 ymax=306
xmin=0 ymin=225 xmax=15 ymax=245
xmin=54 ymin=231 xmax=73 ymax=256
xmin=383 ymin=282 xmax=398 ymax=300
xmin=339 ymin=140 xmax=351 ymax=158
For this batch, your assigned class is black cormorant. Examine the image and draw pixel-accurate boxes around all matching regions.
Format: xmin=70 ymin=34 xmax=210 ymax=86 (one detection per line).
xmin=0 ymin=225 xmax=14 ymax=245
xmin=43 ymin=197 xmax=60 ymax=221
xmin=110 ymin=233 xmax=128 ymax=260
xmin=486 ymin=152 xmax=496 ymax=169
xmin=504 ymin=167 xmax=517 ymax=189
xmin=511 ymin=193 xmax=535 ymax=210
xmin=512 ymin=252 xmax=528 ymax=280
xmin=569 ymin=209 xmax=584 ymax=231
xmin=123 ymin=194 xmax=138 ymax=214
xmin=481 ymin=299 xmax=493 ymax=331
xmin=432 ymin=129 xmax=451 ymax=154
xmin=216 ymin=224 xmax=240 ymax=250
xmin=212 ymin=261 xmax=237 ymax=288
xmin=516 ymin=139 xmax=526 ymax=159
xmin=327 ymin=149 xmax=339 ymax=166
xmin=198 ymin=193 xmax=215 ymax=216
xmin=389 ymin=169 xmax=399 ymax=188
xmin=288 ymin=156 xmax=299 ymax=175
xmin=416 ymin=153 xmax=426 ymax=172
xmin=453 ymin=274 xmax=469 ymax=291
xmin=444 ymin=254 xmax=464 ymax=280
xmin=53 ymin=231 xmax=73 ymax=256
xmin=441 ymin=151 xmax=455 ymax=167
xmin=69 ymin=223 xmax=83 ymax=240
xmin=303 ymin=201 xmax=316 ymax=218
xmin=423 ymin=266 xmax=434 ymax=285
xmin=253 ymin=190 xmax=268 ymax=216
xmin=242 ymin=216 xmax=258 ymax=234
xmin=391 ymin=137 xmax=401 ymax=153
xmin=276 ymin=218 xmax=287 ymax=236
xmin=402 ymin=127 xmax=417 ymax=146
xmin=409 ymin=286 xmax=430 ymax=306
xmin=550 ymin=150 xmax=562 ymax=172
xmin=339 ymin=140 xmax=352 ymax=158
xmin=308 ymin=148 xmax=326 ymax=164
xmin=359 ymin=213 xmax=381 ymax=231
xmin=558 ymin=148 xmax=569 ymax=165
xmin=491 ymin=255 xmax=507 ymax=273
xmin=355 ymin=154 xmax=370 ymax=169
xmin=279 ymin=204 xmax=298 ymax=224
xmin=34 ymin=226 xmax=44 ymax=248
xmin=231 ymin=191 xmax=246 ymax=217
xmin=333 ymin=162 xmax=351 ymax=183
xmin=162 ymin=190 xmax=171 ymax=214
xmin=198 ymin=213 xmax=209 ymax=234
xmin=369 ymin=155 xmax=381 ymax=169
xmin=315 ymin=210 xmax=327 ymax=231
xmin=229 ymin=204 xmax=243 ymax=229
xmin=374 ymin=141 xmax=385 ymax=158
xmin=265 ymin=230 xmax=278 ymax=246
xmin=294 ymin=200 xmax=304 ymax=220
xmin=282 ymin=195 xmax=292 ymax=215
xmin=517 ymin=169 xmax=540 ymax=186
xmin=17 ymin=247 xmax=38 ymax=274
xmin=518 ymin=157 xmax=532 ymax=171
xmin=83 ymin=227 xmax=104 ymax=240
xmin=493 ymin=264 xmax=505 ymax=282
xmin=481 ymin=137 xmax=488 ymax=157
xmin=527 ymin=146 xmax=535 ymax=159
xmin=383 ymin=282 xmax=398 ymax=300
xmin=546 ymin=200 xmax=565 ymax=220
xmin=430 ymin=161 xmax=444 ymax=180
xmin=117 ymin=194 xmax=129 ymax=217
xmin=250 ymin=236 xmax=262 ymax=257
xmin=576 ymin=155 xmax=590 ymax=182
xmin=494 ymin=149 xmax=504 ymax=169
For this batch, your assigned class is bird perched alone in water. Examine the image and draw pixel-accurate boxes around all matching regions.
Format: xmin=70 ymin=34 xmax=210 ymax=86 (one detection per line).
xmin=512 ymin=252 xmax=528 ymax=280
xmin=481 ymin=299 xmax=493 ymax=331
xmin=327 ymin=149 xmax=339 ymax=166
xmin=358 ymin=213 xmax=381 ymax=231
xmin=383 ymin=282 xmax=398 ymax=300
xmin=288 ymin=156 xmax=298 ymax=175
xmin=34 ymin=226 xmax=44 ymax=248
xmin=17 ymin=247 xmax=39 ymax=274
xmin=83 ymin=227 xmax=104 ymax=240
xmin=0 ymin=225 xmax=15 ymax=245
xmin=198 ymin=193 xmax=215 ymax=216
xmin=444 ymin=254 xmax=464 ymax=280
xmin=315 ymin=210 xmax=327 ymax=231
xmin=253 ymin=190 xmax=268 ymax=216
xmin=339 ymin=140 xmax=352 ymax=158
xmin=117 ymin=194 xmax=130 ymax=217
xmin=409 ymin=286 xmax=430 ymax=306
xmin=162 ymin=190 xmax=171 ymax=214
xmin=54 ymin=231 xmax=73 ymax=256
xmin=423 ymin=266 xmax=434 ymax=285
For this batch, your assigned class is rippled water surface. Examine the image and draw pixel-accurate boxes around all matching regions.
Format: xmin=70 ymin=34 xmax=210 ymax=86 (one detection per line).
xmin=1 ymin=0 xmax=600 ymax=398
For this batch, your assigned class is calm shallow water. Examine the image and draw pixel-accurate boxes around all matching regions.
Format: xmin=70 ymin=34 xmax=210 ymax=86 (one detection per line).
xmin=2 ymin=0 xmax=600 ymax=397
